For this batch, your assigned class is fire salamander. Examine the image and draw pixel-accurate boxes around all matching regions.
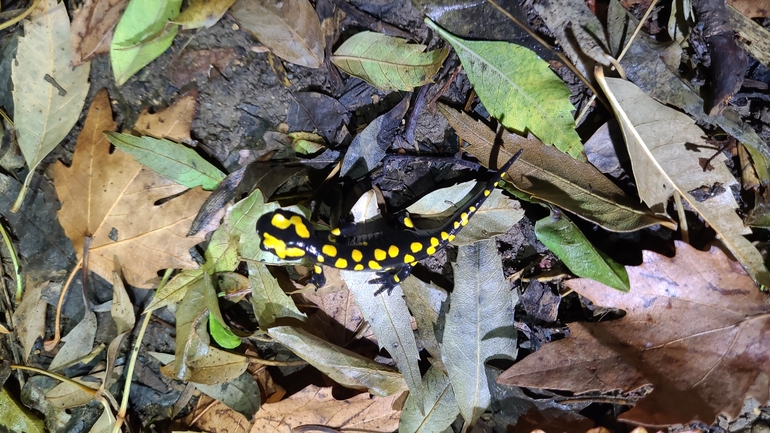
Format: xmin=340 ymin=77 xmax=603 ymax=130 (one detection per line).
xmin=256 ymin=149 xmax=523 ymax=294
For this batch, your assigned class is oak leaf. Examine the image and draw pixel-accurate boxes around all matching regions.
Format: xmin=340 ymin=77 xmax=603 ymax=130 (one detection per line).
xmin=134 ymin=89 xmax=198 ymax=143
xmin=53 ymin=89 xmax=209 ymax=288
xmin=497 ymin=241 xmax=770 ymax=426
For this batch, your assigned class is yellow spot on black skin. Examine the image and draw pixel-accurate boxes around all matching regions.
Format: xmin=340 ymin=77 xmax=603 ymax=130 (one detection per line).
xmin=271 ymin=213 xmax=310 ymax=238
xmin=494 ymin=181 xmax=499 ymax=187
xmin=335 ymin=258 xmax=348 ymax=268
xmin=404 ymin=254 xmax=415 ymax=263
xmin=394 ymin=275 xmax=400 ymax=283
xmin=351 ymin=249 xmax=363 ymax=262
xmin=374 ymin=249 xmax=387 ymax=261
xmin=410 ymin=242 xmax=423 ymax=253
xmin=453 ymin=221 xmax=460 ymax=229
xmin=317 ymin=255 xmax=324 ymax=263
xmin=314 ymin=265 xmax=323 ymax=274
xmin=403 ymin=217 xmax=414 ymax=228
xmin=461 ymin=213 xmax=469 ymax=225
xmin=430 ymin=237 xmax=439 ymax=247
xmin=369 ymin=261 xmax=382 ymax=270
xmin=331 ymin=228 xmax=341 ymax=235
xmin=448 ymin=235 xmax=456 ymax=242
xmin=469 ymin=206 xmax=477 ymax=212
xmin=262 ymin=233 xmax=305 ymax=259
xmin=426 ymin=246 xmax=436 ymax=255
xmin=388 ymin=245 xmax=399 ymax=258
xmin=484 ymin=189 xmax=491 ymax=197
xmin=501 ymin=172 xmax=507 ymax=178
xmin=441 ymin=231 xmax=449 ymax=240
xmin=322 ymin=244 xmax=337 ymax=257
xmin=354 ymin=264 xmax=364 ymax=271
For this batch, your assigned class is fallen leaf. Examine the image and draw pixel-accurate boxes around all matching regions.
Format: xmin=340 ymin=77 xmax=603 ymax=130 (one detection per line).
xmin=249 ymin=385 xmax=402 ymax=433
xmin=110 ymin=0 xmax=181 ymax=85
xmin=596 ymin=71 xmax=770 ymax=287
xmin=70 ymin=0 xmax=129 ymax=66
xmin=185 ymin=394 xmax=250 ymax=433
xmin=231 ymin=0 xmax=325 ymax=68
xmin=298 ymin=286 xmax=377 ymax=349
xmin=439 ymin=104 xmax=673 ymax=232
xmin=12 ymin=0 xmax=90 ymax=211
xmin=248 ymin=262 xmax=306 ymax=328
xmin=48 ymin=310 xmax=97 ymax=371
xmin=332 ymin=31 xmax=448 ymax=91
xmin=498 ymin=241 xmax=770 ymax=426
xmin=426 ymin=19 xmax=583 ymax=160
xmin=11 ymin=282 xmax=47 ymax=361
xmin=133 ymin=90 xmax=198 ymax=142
xmin=0 ymin=388 xmax=45 ymax=433
xmin=52 ymin=89 xmax=210 ymax=288
xmin=173 ymin=0 xmax=236 ymax=29
xmin=163 ymin=47 xmax=240 ymax=88
xmin=443 ymin=239 xmax=517 ymax=425
xmin=193 ymin=371 xmax=261 ymax=419
xmin=287 ymin=92 xmax=350 ymax=144
xmin=728 ymin=0 xmax=770 ymax=18
xmin=399 ymin=367 xmax=460 ymax=433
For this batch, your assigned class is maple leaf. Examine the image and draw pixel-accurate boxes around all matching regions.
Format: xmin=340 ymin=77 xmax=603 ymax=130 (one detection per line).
xmin=53 ymin=89 xmax=209 ymax=288
xmin=497 ymin=241 xmax=770 ymax=426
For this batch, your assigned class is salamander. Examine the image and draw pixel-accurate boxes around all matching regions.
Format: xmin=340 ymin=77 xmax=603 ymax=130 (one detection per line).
xmin=256 ymin=149 xmax=523 ymax=294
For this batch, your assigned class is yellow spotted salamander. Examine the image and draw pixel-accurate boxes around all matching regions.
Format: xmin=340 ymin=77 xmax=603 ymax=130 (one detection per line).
xmin=257 ymin=149 xmax=523 ymax=294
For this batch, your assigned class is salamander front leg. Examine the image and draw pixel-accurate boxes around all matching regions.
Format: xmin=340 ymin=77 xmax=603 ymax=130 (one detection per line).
xmin=370 ymin=264 xmax=413 ymax=295
xmin=311 ymin=264 xmax=327 ymax=289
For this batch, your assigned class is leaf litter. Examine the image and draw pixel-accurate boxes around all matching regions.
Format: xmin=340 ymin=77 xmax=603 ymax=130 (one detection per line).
xmin=3 ymin=0 xmax=770 ymax=430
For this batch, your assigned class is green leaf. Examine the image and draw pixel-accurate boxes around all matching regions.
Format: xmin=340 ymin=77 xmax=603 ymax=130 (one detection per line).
xmin=425 ymin=19 xmax=584 ymax=160
xmin=0 ymin=388 xmax=45 ymax=433
xmin=11 ymin=0 xmax=90 ymax=211
xmin=172 ymin=0 xmax=236 ymax=30
xmin=111 ymin=0 xmax=182 ymax=86
xmin=535 ymin=208 xmax=630 ymax=291
xmin=332 ymin=31 xmax=448 ymax=91
xmin=105 ymin=132 xmax=224 ymax=190
xmin=268 ymin=326 xmax=408 ymax=396
xmin=248 ymin=262 xmax=306 ymax=328
xmin=444 ymin=239 xmax=517 ymax=425
xmin=209 ymin=315 xmax=241 ymax=349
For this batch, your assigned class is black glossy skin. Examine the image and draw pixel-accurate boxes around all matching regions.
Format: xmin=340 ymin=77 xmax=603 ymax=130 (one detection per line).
xmin=256 ymin=149 xmax=523 ymax=293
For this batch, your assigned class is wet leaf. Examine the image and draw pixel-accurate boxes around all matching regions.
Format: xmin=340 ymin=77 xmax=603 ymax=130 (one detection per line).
xmin=343 ymin=272 xmax=425 ymax=413
xmin=12 ymin=0 xmax=90 ymax=211
xmin=268 ymin=326 xmax=408 ymax=396
xmin=251 ymin=385 xmax=401 ymax=432
xmin=53 ymin=90 xmax=210 ymax=288
xmin=0 ymin=388 xmax=45 ymax=433
xmin=535 ymin=208 xmax=629 ymax=291
xmin=70 ymin=0 xmax=129 ymax=66
xmin=439 ymin=104 xmax=673 ymax=232
xmin=133 ymin=90 xmax=199 ymax=143
xmin=498 ymin=242 xmax=770 ymax=426
xmin=193 ymin=371 xmax=260 ymax=419
xmin=163 ymin=274 xmax=214 ymax=380
xmin=287 ymin=92 xmax=349 ymax=144
xmin=231 ymin=0 xmax=324 ymax=68
xmin=399 ymin=367 xmax=459 ymax=433
xmin=173 ymin=0 xmax=236 ymax=29
xmin=332 ymin=31 xmax=448 ymax=91
xmin=105 ymin=132 xmax=225 ymax=191
xmin=48 ymin=310 xmax=97 ymax=371
xmin=110 ymin=0 xmax=181 ymax=85
xmin=11 ymin=283 xmax=46 ymax=361
xmin=444 ymin=239 xmax=516 ymax=425
xmin=597 ymin=72 xmax=770 ymax=287
xmin=426 ymin=19 xmax=583 ymax=160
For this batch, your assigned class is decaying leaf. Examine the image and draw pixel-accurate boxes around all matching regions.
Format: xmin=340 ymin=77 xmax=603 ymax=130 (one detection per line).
xmin=332 ymin=31 xmax=448 ymax=91
xmin=70 ymin=0 xmax=129 ymax=66
xmin=498 ymin=242 xmax=770 ymax=426
xmin=0 ymin=388 xmax=45 ymax=433
xmin=426 ymin=19 xmax=583 ymax=160
xmin=596 ymin=72 xmax=770 ymax=287
xmin=250 ymin=385 xmax=402 ymax=432
xmin=48 ymin=310 xmax=97 ymax=371
xmin=52 ymin=89 xmax=210 ymax=288
xmin=728 ymin=0 xmax=770 ymax=17
xmin=231 ymin=0 xmax=325 ymax=68
xmin=444 ymin=239 xmax=517 ymax=425
xmin=133 ymin=90 xmax=198 ymax=142
xmin=12 ymin=0 xmax=90 ymax=211
xmin=173 ymin=0 xmax=236 ymax=29
xmin=110 ymin=0 xmax=181 ymax=85
xmin=439 ymin=104 xmax=673 ymax=232
xmin=11 ymin=282 xmax=47 ymax=361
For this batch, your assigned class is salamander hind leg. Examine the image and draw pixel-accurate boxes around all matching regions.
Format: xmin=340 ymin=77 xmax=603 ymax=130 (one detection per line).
xmin=370 ymin=264 xmax=413 ymax=295
xmin=311 ymin=264 xmax=327 ymax=290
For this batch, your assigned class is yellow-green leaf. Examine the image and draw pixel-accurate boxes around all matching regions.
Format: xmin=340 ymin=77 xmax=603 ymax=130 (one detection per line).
xmin=426 ymin=19 xmax=583 ymax=160
xmin=173 ymin=0 xmax=236 ymax=29
xmin=332 ymin=31 xmax=448 ymax=91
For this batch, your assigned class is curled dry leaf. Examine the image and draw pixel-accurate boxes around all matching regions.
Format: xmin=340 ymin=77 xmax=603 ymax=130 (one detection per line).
xmin=70 ymin=0 xmax=129 ymax=66
xmin=498 ymin=242 xmax=770 ymax=426
xmin=52 ymin=89 xmax=210 ymax=288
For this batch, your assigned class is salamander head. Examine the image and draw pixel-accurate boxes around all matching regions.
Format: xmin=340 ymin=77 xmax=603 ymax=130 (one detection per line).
xmin=256 ymin=210 xmax=316 ymax=259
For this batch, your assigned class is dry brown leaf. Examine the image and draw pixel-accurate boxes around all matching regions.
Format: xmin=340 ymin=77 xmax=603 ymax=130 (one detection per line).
xmin=728 ymin=0 xmax=770 ymax=17
xmin=53 ymin=89 xmax=209 ymax=288
xmin=299 ymin=286 xmax=377 ymax=349
xmin=11 ymin=281 xmax=47 ymax=361
xmin=249 ymin=385 xmax=402 ymax=432
xmin=163 ymin=48 xmax=240 ymax=88
xmin=498 ymin=241 xmax=770 ymax=426
xmin=134 ymin=89 xmax=198 ymax=143
xmin=186 ymin=394 xmax=250 ymax=433
xmin=70 ymin=0 xmax=129 ymax=66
